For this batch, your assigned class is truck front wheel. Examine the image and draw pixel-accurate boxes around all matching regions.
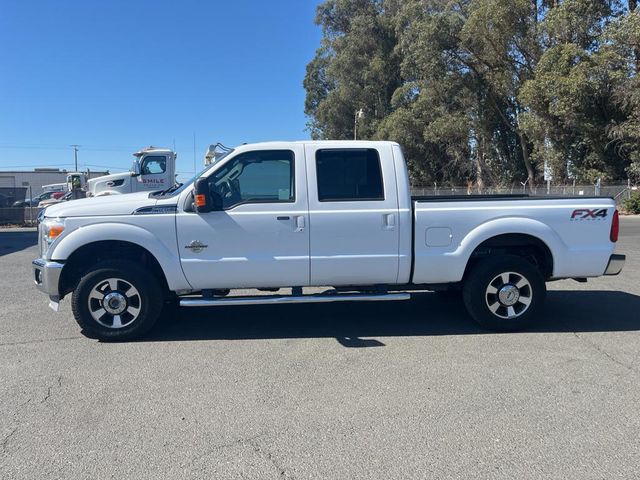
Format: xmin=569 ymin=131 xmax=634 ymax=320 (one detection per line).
xmin=462 ymin=255 xmax=546 ymax=331
xmin=71 ymin=260 xmax=163 ymax=341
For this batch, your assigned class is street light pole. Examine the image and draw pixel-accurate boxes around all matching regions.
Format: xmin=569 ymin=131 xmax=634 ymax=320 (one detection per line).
xmin=70 ymin=144 xmax=80 ymax=171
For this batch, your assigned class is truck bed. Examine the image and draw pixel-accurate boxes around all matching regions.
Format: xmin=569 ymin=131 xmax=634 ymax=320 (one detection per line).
xmin=412 ymin=194 xmax=529 ymax=202
xmin=411 ymin=194 xmax=609 ymax=202
xmin=410 ymin=195 xmax=617 ymax=284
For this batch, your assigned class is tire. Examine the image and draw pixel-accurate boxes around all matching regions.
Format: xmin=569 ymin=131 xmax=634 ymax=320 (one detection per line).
xmin=433 ymin=286 xmax=461 ymax=298
xmin=462 ymin=255 xmax=546 ymax=332
xmin=71 ymin=260 xmax=164 ymax=341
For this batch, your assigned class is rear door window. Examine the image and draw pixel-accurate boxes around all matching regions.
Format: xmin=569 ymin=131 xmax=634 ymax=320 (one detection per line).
xmin=315 ymin=149 xmax=384 ymax=201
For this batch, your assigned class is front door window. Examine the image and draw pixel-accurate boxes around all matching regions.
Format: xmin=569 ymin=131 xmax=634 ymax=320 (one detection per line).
xmin=208 ymin=150 xmax=294 ymax=209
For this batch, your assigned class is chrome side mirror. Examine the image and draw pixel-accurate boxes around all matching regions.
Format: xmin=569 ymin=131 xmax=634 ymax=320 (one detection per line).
xmin=131 ymin=159 xmax=141 ymax=177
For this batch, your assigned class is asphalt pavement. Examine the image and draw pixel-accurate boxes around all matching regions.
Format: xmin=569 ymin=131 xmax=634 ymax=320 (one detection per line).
xmin=1 ymin=218 xmax=639 ymax=479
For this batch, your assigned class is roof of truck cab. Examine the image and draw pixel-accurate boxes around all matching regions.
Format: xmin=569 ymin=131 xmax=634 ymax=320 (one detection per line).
xmin=231 ymin=140 xmax=400 ymax=152
xmin=134 ymin=147 xmax=175 ymax=156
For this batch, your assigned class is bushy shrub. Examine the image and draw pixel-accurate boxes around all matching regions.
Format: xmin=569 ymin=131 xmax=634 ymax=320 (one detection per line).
xmin=623 ymin=192 xmax=640 ymax=214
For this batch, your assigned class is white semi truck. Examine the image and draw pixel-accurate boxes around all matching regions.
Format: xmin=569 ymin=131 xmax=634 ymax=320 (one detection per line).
xmin=86 ymin=147 xmax=178 ymax=197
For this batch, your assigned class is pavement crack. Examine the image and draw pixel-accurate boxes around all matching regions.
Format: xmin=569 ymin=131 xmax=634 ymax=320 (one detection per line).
xmin=246 ymin=439 xmax=292 ymax=479
xmin=41 ymin=375 xmax=63 ymax=403
xmin=572 ymin=332 xmax=638 ymax=374
xmin=2 ymin=427 xmax=18 ymax=453
xmin=186 ymin=433 xmax=264 ymax=468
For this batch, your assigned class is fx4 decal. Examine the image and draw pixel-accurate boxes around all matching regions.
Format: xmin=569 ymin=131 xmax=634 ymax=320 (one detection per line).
xmin=570 ymin=208 xmax=608 ymax=221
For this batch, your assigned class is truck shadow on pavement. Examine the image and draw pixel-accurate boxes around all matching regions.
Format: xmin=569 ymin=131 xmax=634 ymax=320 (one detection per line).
xmin=0 ymin=230 xmax=37 ymax=257
xmin=146 ymin=290 xmax=640 ymax=347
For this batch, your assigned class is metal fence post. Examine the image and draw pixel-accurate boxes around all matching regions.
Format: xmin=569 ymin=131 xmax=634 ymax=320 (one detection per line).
xmin=28 ymin=185 xmax=33 ymax=226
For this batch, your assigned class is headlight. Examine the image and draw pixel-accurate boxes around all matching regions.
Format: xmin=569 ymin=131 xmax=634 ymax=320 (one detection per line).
xmin=41 ymin=218 xmax=65 ymax=257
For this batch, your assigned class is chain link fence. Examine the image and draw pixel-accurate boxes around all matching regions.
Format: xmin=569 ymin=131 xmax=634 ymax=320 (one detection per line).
xmin=411 ymin=183 xmax=636 ymax=204
xmin=0 ymin=206 xmax=44 ymax=226
xmin=0 ymin=187 xmax=34 ymax=226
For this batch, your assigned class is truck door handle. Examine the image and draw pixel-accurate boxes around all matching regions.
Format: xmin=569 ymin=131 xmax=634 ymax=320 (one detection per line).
xmin=384 ymin=213 xmax=395 ymax=228
xmin=295 ymin=216 xmax=305 ymax=232
xmin=277 ymin=216 xmax=290 ymax=221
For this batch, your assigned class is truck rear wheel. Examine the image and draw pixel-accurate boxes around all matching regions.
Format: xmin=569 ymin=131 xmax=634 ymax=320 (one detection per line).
xmin=462 ymin=255 xmax=545 ymax=331
xmin=71 ymin=260 xmax=163 ymax=341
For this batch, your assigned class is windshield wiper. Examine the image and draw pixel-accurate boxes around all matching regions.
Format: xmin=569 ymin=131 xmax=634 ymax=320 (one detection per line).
xmin=154 ymin=183 xmax=183 ymax=197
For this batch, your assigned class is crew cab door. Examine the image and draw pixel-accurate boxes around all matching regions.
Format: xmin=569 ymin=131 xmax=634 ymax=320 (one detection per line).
xmin=137 ymin=154 xmax=170 ymax=192
xmin=176 ymin=146 xmax=310 ymax=289
xmin=304 ymin=144 xmax=400 ymax=285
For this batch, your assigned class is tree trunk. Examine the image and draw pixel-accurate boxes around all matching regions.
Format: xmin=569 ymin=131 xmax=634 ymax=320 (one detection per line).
xmin=476 ymin=134 xmax=486 ymax=193
xmin=630 ymin=1 xmax=637 ymax=11
xmin=519 ymin=132 xmax=535 ymax=190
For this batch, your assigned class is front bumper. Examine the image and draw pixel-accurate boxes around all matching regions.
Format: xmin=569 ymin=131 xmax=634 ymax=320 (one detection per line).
xmin=604 ymin=254 xmax=625 ymax=276
xmin=32 ymin=258 xmax=64 ymax=300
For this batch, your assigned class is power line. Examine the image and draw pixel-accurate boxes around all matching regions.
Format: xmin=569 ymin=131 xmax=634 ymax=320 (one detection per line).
xmin=0 ymin=145 xmax=71 ymax=150
xmin=83 ymin=163 xmax=127 ymax=171
xmin=0 ymin=163 xmax=75 ymax=168
xmin=0 ymin=143 xmax=141 ymax=152
xmin=0 ymin=163 xmax=126 ymax=171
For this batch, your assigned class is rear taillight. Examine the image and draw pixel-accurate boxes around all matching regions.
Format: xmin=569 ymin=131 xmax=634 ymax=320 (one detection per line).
xmin=610 ymin=209 xmax=619 ymax=242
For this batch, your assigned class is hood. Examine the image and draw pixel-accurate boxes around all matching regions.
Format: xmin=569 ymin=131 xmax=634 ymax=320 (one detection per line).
xmin=44 ymin=191 xmax=157 ymax=218
xmin=87 ymin=171 xmax=132 ymax=193
xmin=88 ymin=171 xmax=131 ymax=186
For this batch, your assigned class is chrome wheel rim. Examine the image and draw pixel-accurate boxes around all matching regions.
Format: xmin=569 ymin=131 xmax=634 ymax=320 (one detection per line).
xmin=87 ymin=278 xmax=141 ymax=329
xmin=485 ymin=272 xmax=532 ymax=320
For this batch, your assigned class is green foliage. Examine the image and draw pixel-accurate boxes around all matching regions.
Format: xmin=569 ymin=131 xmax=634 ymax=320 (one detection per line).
xmin=304 ymin=0 xmax=640 ymax=187
xmin=623 ymin=192 xmax=640 ymax=214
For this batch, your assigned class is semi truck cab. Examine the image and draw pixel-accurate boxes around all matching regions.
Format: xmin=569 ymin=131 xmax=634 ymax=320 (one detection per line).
xmin=86 ymin=147 xmax=177 ymax=197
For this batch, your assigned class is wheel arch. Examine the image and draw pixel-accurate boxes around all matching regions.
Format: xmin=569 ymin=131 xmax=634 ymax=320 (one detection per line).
xmin=58 ymin=240 xmax=170 ymax=298
xmin=459 ymin=217 xmax=563 ymax=281
xmin=51 ymin=222 xmax=191 ymax=296
xmin=465 ymin=233 xmax=554 ymax=279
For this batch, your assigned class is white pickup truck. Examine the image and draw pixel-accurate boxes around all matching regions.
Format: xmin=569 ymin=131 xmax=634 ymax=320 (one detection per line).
xmin=33 ymin=141 xmax=625 ymax=341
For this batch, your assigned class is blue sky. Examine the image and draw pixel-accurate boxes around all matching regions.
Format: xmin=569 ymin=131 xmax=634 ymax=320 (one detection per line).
xmin=0 ymin=0 xmax=322 ymax=177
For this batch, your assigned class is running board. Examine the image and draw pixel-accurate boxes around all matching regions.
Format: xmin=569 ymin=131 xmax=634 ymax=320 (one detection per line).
xmin=180 ymin=292 xmax=410 ymax=307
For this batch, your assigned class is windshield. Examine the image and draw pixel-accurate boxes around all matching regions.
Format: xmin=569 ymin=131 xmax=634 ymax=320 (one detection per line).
xmin=158 ymin=148 xmax=234 ymax=197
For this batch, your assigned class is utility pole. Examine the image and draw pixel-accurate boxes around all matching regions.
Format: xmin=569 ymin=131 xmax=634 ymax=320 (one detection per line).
xmin=70 ymin=144 xmax=80 ymax=171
